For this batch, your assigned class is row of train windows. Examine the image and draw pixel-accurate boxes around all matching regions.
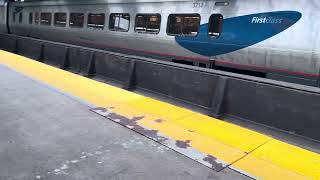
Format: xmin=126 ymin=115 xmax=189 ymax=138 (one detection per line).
xmin=13 ymin=12 xmax=223 ymax=37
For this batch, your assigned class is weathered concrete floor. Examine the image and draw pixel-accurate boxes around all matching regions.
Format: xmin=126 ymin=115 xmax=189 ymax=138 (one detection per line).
xmin=0 ymin=65 xmax=251 ymax=180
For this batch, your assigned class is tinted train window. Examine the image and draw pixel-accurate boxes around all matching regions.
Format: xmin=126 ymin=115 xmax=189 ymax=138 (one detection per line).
xmin=208 ymin=14 xmax=223 ymax=37
xmin=12 ymin=12 xmax=16 ymax=23
xmin=29 ymin=13 xmax=33 ymax=24
xmin=35 ymin=12 xmax=39 ymax=25
xmin=109 ymin=13 xmax=130 ymax=32
xmin=88 ymin=13 xmax=105 ymax=29
xmin=54 ymin=13 xmax=67 ymax=27
xmin=167 ymin=14 xmax=200 ymax=36
xmin=135 ymin=14 xmax=161 ymax=34
xmin=40 ymin=13 xmax=52 ymax=26
xmin=19 ymin=13 xmax=23 ymax=23
xmin=70 ymin=13 xmax=84 ymax=28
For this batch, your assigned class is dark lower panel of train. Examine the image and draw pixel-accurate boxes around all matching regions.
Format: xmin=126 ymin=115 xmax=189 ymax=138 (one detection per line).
xmin=171 ymin=59 xmax=319 ymax=87
xmin=0 ymin=33 xmax=319 ymax=142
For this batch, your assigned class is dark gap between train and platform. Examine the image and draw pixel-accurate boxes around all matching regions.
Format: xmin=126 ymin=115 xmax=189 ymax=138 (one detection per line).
xmin=215 ymin=65 xmax=266 ymax=78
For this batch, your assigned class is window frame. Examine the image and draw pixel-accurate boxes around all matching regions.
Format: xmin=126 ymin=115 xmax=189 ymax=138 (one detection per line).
xmin=69 ymin=12 xmax=85 ymax=28
xmin=29 ymin=12 xmax=33 ymax=24
xmin=87 ymin=13 xmax=106 ymax=30
xmin=208 ymin=14 xmax=223 ymax=38
xmin=40 ymin=12 xmax=52 ymax=26
xmin=12 ymin=12 xmax=16 ymax=23
xmin=18 ymin=12 xmax=23 ymax=24
xmin=134 ymin=13 xmax=161 ymax=34
xmin=166 ymin=13 xmax=201 ymax=37
xmin=35 ymin=12 xmax=39 ymax=25
xmin=109 ymin=13 xmax=131 ymax=32
xmin=54 ymin=12 xmax=67 ymax=27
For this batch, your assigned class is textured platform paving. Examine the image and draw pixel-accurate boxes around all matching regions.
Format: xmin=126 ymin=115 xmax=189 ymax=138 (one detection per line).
xmin=0 ymin=50 xmax=319 ymax=180
xmin=0 ymin=65 xmax=250 ymax=180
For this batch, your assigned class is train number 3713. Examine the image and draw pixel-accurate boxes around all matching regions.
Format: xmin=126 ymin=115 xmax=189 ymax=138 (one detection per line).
xmin=193 ymin=2 xmax=205 ymax=8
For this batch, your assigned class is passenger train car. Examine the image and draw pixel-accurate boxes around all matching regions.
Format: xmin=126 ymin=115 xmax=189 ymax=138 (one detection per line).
xmin=0 ymin=0 xmax=320 ymax=86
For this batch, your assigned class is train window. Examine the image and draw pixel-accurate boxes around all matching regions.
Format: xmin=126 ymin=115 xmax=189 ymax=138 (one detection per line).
xmin=109 ymin=13 xmax=130 ymax=32
xmin=29 ymin=13 xmax=33 ymax=24
xmin=69 ymin=13 xmax=84 ymax=28
xmin=208 ymin=14 xmax=223 ymax=37
xmin=40 ymin=13 xmax=52 ymax=26
xmin=12 ymin=12 xmax=16 ymax=23
xmin=54 ymin=13 xmax=67 ymax=27
xmin=35 ymin=12 xmax=39 ymax=25
xmin=88 ymin=13 xmax=105 ymax=29
xmin=19 ymin=13 xmax=23 ymax=23
xmin=135 ymin=14 xmax=161 ymax=34
xmin=167 ymin=14 xmax=200 ymax=36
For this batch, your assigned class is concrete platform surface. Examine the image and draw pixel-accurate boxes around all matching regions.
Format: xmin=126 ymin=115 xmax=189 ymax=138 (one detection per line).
xmin=0 ymin=64 xmax=251 ymax=180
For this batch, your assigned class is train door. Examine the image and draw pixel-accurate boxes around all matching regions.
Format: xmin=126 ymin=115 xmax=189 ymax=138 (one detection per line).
xmin=208 ymin=14 xmax=223 ymax=69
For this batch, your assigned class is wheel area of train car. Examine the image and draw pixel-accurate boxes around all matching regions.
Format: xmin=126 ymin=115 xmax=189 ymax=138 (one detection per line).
xmin=0 ymin=0 xmax=319 ymax=180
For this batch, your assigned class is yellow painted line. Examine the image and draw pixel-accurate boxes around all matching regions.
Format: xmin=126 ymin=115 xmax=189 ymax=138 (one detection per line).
xmin=170 ymin=113 xmax=270 ymax=153
xmin=0 ymin=50 xmax=319 ymax=179
xmin=233 ymin=139 xmax=320 ymax=180
xmin=135 ymin=113 xmax=245 ymax=164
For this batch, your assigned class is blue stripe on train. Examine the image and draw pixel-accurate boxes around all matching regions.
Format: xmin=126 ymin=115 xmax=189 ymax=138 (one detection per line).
xmin=175 ymin=11 xmax=302 ymax=56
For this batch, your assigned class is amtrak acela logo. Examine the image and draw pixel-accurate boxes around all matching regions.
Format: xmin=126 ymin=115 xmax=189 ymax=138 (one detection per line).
xmin=251 ymin=17 xmax=283 ymax=24
xmin=176 ymin=11 xmax=302 ymax=57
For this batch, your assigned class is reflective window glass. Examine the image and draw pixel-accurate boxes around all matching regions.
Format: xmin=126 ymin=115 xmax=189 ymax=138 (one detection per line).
xmin=109 ymin=13 xmax=130 ymax=32
xmin=40 ymin=13 xmax=52 ymax=26
xmin=70 ymin=13 xmax=84 ymax=28
xmin=88 ymin=13 xmax=105 ymax=29
xmin=135 ymin=14 xmax=161 ymax=34
xmin=29 ymin=13 xmax=33 ymax=24
xmin=208 ymin=14 xmax=223 ymax=37
xmin=19 ymin=13 xmax=22 ymax=23
xmin=167 ymin=14 xmax=200 ymax=36
xmin=54 ymin=13 xmax=67 ymax=27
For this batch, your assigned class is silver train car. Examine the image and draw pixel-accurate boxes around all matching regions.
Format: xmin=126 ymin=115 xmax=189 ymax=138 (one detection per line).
xmin=0 ymin=0 xmax=320 ymax=86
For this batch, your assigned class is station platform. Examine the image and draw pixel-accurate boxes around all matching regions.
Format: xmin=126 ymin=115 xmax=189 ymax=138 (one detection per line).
xmin=0 ymin=50 xmax=319 ymax=180
xmin=0 ymin=61 xmax=249 ymax=180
